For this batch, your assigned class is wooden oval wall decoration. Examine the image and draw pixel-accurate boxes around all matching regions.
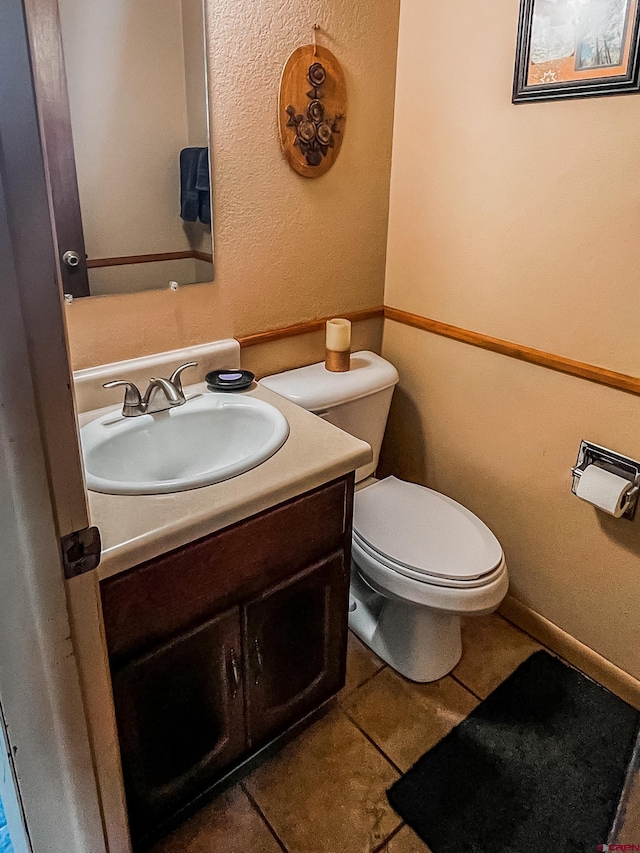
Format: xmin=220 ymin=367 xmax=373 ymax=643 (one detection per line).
xmin=279 ymin=45 xmax=347 ymax=178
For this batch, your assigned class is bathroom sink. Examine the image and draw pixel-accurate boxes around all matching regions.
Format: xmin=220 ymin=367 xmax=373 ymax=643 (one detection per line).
xmin=80 ymin=392 xmax=289 ymax=495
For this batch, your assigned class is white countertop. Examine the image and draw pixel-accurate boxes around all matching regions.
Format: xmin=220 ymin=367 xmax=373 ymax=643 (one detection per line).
xmin=81 ymin=383 xmax=372 ymax=580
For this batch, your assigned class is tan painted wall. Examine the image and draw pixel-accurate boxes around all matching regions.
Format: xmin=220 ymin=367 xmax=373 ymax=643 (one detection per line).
xmin=381 ymin=0 xmax=640 ymax=678
xmin=65 ymin=0 xmax=400 ymax=370
xmin=242 ymin=317 xmax=384 ymax=381
xmin=385 ymin=0 xmax=640 ymax=376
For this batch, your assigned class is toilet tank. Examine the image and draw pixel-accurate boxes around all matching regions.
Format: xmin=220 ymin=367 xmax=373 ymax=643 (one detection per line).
xmin=260 ymin=351 xmax=399 ymax=482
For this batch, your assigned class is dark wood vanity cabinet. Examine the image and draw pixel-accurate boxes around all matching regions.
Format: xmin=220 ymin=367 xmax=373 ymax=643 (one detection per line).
xmin=244 ymin=552 xmax=347 ymax=748
xmin=101 ymin=474 xmax=353 ymax=845
xmin=111 ymin=608 xmax=246 ymax=836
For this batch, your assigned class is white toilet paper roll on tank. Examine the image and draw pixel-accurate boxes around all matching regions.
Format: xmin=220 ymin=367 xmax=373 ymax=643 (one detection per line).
xmin=575 ymin=464 xmax=635 ymax=518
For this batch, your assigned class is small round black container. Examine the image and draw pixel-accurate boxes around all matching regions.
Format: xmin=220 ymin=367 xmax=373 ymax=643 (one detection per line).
xmin=206 ymin=369 xmax=255 ymax=392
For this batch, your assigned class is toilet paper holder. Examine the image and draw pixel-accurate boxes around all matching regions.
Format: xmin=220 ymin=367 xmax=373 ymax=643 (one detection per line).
xmin=571 ymin=440 xmax=640 ymax=520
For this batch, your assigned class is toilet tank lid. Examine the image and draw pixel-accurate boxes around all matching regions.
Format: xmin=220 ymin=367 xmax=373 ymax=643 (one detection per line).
xmin=259 ymin=351 xmax=399 ymax=412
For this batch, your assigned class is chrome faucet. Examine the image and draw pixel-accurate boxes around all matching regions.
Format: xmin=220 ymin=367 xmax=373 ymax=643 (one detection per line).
xmin=104 ymin=362 xmax=198 ymax=417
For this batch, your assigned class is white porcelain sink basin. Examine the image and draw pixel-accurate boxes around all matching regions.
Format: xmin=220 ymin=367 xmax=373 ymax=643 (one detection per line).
xmin=81 ymin=392 xmax=289 ymax=495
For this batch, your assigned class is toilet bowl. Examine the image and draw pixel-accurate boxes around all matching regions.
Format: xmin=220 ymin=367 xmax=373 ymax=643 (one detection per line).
xmin=349 ymin=475 xmax=508 ymax=681
xmin=260 ymin=351 xmax=509 ymax=683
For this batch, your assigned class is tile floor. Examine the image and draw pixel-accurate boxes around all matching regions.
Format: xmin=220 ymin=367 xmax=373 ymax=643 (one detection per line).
xmin=150 ymin=613 xmax=640 ymax=852
xmin=151 ymin=613 xmax=545 ymax=853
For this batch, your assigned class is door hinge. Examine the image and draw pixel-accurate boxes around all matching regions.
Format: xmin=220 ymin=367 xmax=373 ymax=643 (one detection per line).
xmin=60 ymin=526 xmax=101 ymax=579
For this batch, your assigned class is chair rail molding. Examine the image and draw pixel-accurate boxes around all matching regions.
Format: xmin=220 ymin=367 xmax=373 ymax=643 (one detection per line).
xmin=384 ymin=307 xmax=640 ymax=398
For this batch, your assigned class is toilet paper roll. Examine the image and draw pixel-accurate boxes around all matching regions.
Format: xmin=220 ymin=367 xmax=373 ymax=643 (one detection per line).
xmin=575 ymin=464 xmax=634 ymax=518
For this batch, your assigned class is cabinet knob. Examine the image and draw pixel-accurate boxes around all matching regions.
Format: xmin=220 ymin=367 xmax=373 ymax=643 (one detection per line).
xmin=254 ymin=637 xmax=263 ymax=684
xmin=228 ymin=648 xmax=240 ymax=698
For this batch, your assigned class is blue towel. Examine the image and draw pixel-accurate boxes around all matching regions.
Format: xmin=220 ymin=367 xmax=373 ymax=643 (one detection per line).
xmin=195 ymin=148 xmax=211 ymax=226
xmin=180 ymin=147 xmax=211 ymax=225
xmin=180 ymin=147 xmax=200 ymax=222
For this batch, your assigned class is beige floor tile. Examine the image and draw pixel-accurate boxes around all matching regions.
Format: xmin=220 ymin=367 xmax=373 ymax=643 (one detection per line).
xmin=340 ymin=631 xmax=385 ymax=698
xmin=149 ymin=785 xmax=282 ymax=853
xmin=384 ymin=825 xmax=432 ymax=852
xmin=452 ymin=614 xmax=542 ymax=699
xmin=343 ymin=668 xmax=478 ymax=772
xmin=244 ymin=707 xmax=401 ymax=853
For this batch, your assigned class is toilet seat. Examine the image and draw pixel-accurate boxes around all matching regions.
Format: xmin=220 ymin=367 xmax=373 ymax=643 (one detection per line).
xmin=353 ymin=531 xmax=505 ymax=589
xmin=353 ymin=476 xmax=503 ymax=586
xmin=351 ymin=534 xmax=509 ymax=615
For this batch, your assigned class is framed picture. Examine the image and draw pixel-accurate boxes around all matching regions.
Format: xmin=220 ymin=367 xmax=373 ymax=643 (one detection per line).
xmin=513 ymin=0 xmax=640 ymax=102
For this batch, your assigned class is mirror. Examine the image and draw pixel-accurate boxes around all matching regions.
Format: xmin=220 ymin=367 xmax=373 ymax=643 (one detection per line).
xmin=56 ymin=0 xmax=213 ymax=296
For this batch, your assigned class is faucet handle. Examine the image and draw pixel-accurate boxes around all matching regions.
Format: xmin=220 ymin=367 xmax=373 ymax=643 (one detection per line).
xmin=169 ymin=361 xmax=198 ymax=395
xmin=103 ymin=380 xmax=142 ymax=409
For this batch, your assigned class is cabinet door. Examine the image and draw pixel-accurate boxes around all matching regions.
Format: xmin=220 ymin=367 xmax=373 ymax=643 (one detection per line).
xmin=111 ymin=607 xmax=245 ymax=841
xmin=244 ymin=552 xmax=349 ymax=747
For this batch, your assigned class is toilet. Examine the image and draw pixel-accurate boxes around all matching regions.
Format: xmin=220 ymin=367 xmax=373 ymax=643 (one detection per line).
xmin=260 ymin=351 xmax=509 ymax=682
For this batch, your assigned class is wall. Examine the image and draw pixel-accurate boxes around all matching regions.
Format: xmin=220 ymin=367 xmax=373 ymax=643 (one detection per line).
xmin=381 ymin=0 xmax=640 ymax=679
xmin=64 ymin=0 xmax=400 ymax=369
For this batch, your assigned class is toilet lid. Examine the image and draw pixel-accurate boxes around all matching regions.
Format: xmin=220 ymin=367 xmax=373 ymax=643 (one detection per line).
xmin=353 ymin=477 xmax=503 ymax=581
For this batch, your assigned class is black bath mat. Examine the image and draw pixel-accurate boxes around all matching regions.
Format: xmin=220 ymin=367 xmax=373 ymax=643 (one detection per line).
xmin=387 ymin=651 xmax=639 ymax=853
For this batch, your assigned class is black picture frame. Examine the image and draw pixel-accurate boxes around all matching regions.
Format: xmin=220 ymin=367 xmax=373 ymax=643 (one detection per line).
xmin=513 ymin=0 xmax=640 ymax=103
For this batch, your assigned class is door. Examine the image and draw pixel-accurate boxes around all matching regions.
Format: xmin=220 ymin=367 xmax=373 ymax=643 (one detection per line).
xmin=244 ymin=553 xmax=349 ymax=747
xmin=0 ymin=1 xmax=106 ymax=850
xmin=111 ymin=607 xmax=245 ymax=841
xmin=22 ymin=0 xmax=90 ymax=297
